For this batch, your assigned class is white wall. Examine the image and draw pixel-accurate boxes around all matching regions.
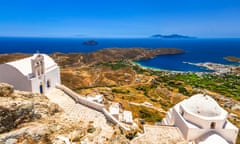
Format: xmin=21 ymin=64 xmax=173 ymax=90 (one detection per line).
xmin=31 ymin=77 xmax=43 ymax=93
xmin=172 ymin=107 xmax=189 ymax=139
xmin=0 ymin=64 xmax=32 ymax=91
xmin=172 ymin=105 xmax=238 ymax=144
xmin=187 ymin=127 xmax=238 ymax=144
xmin=56 ymin=84 xmax=130 ymax=131
xmin=45 ymin=66 xmax=61 ymax=93
xmin=30 ymin=66 xmax=61 ymax=94
xmin=181 ymin=105 xmax=226 ymax=129
xmin=56 ymin=84 xmax=104 ymax=111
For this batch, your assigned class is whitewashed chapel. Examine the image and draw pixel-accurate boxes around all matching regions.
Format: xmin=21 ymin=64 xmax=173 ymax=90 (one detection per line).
xmin=162 ymin=94 xmax=239 ymax=144
xmin=0 ymin=53 xmax=61 ymax=94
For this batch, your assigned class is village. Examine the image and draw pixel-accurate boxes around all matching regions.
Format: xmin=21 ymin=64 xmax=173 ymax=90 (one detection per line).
xmin=184 ymin=61 xmax=240 ymax=75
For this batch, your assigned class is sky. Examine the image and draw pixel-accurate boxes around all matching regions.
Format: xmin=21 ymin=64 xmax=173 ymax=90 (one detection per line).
xmin=0 ymin=0 xmax=240 ymax=38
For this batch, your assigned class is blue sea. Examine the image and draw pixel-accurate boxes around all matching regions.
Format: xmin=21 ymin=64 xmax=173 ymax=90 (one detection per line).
xmin=0 ymin=37 xmax=240 ymax=72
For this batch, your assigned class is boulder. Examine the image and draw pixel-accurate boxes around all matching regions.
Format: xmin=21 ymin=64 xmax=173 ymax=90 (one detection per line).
xmin=48 ymin=103 xmax=62 ymax=115
xmin=0 ymin=83 xmax=14 ymax=97
xmin=0 ymin=103 xmax=34 ymax=133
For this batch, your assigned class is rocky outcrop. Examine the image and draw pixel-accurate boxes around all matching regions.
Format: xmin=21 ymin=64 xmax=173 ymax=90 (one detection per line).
xmin=0 ymin=83 xmax=128 ymax=143
xmin=0 ymin=83 xmax=14 ymax=97
xmin=0 ymin=83 xmax=62 ymax=134
xmin=0 ymin=103 xmax=34 ymax=133
xmin=0 ymin=83 xmax=90 ymax=143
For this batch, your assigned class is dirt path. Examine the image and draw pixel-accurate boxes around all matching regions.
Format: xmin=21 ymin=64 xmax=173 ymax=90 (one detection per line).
xmin=46 ymin=88 xmax=114 ymax=143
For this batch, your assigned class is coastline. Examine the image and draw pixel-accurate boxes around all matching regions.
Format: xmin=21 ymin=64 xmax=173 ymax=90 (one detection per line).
xmin=183 ymin=61 xmax=240 ymax=74
xmin=134 ymin=60 xmax=234 ymax=74
xmin=1 ymin=38 xmax=240 ymax=72
xmin=133 ymin=61 xmax=162 ymax=71
xmin=133 ymin=61 xmax=184 ymax=73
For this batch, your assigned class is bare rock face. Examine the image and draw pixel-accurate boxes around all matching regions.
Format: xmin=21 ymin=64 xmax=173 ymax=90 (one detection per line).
xmin=0 ymin=103 xmax=34 ymax=133
xmin=0 ymin=83 xmax=14 ymax=97
xmin=0 ymin=83 xmax=127 ymax=143
xmin=0 ymin=83 xmax=61 ymax=134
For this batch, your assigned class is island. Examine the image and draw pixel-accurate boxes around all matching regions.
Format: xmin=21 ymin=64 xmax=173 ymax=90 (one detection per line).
xmin=151 ymin=34 xmax=195 ymax=39
xmin=82 ymin=40 xmax=98 ymax=45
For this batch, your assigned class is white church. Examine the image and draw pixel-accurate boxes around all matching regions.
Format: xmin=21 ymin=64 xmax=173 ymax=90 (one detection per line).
xmin=0 ymin=53 xmax=61 ymax=94
xmin=162 ymin=94 xmax=239 ymax=144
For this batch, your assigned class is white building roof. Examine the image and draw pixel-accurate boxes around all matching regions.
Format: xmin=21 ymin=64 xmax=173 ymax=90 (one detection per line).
xmin=87 ymin=94 xmax=103 ymax=103
xmin=6 ymin=54 xmax=56 ymax=76
xmin=109 ymin=103 xmax=120 ymax=115
xmin=123 ymin=110 xmax=133 ymax=124
xmin=198 ymin=134 xmax=229 ymax=144
xmin=181 ymin=94 xmax=223 ymax=117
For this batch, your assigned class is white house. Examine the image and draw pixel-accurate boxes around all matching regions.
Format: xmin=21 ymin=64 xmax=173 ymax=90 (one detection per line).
xmin=87 ymin=94 xmax=103 ymax=103
xmin=123 ymin=110 xmax=133 ymax=124
xmin=0 ymin=53 xmax=61 ymax=94
xmin=162 ymin=94 xmax=239 ymax=144
xmin=109 ymin=103 xmax=120 ymax=120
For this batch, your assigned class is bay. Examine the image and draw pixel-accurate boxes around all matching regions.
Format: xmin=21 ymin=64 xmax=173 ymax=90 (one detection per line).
xmin=0 ymin=37 xmax=239 ymax=72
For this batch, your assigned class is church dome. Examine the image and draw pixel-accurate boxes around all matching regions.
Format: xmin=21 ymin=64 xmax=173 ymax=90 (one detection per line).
xmin=181 ymin=94 xmax=222 ymax=117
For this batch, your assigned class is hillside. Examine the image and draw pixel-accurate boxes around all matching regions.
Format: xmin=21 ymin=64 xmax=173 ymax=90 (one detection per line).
xmin=0 ymin=83 xmax=61 ymax=143
xmin=0 ymin=83 xmax=129 ymax=144
xmin=50 ymin=47 xmax=184 ymax=67
xmin=0 ymin=48 xmax=239 ymax=143
xmin=0 ymin=48 xmax=184 ymax=67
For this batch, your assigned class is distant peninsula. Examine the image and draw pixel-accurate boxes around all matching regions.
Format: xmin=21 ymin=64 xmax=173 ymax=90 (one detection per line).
xmin=58 ymin=48 xmax=185 ymax=66
xmin=0 ymin=48 xmax=185 ymax=67
xmin=224 ymin=56 xmax=240 ymax=63
xmin=151 ymin=34 xmax=195 ymax=39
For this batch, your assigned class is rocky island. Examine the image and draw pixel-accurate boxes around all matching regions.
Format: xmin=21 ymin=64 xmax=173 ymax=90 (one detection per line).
xmin=151 ymin=34 xmax=195 ymax=39
xmin=82 ymin=40 xmax=98 ymax=45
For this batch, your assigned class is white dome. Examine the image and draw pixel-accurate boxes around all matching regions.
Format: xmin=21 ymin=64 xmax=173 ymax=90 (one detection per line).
xmin=181 ymin=94 xmax=222 ymax=117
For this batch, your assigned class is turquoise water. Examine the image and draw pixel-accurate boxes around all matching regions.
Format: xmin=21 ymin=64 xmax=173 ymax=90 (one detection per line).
xmin=0 ymin=37 xmax=239 ymax=72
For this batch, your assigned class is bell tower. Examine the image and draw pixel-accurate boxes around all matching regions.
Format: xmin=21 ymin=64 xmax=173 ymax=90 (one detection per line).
xmin=31 ymin=54 xmax=45 ymax=77
xmin=31 ymin=54 xmax=45 ymax=93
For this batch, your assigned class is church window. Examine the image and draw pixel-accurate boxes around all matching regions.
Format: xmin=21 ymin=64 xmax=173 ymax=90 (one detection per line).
xmin=39 ymin=83 xmax=43 ymax=94
xmin=47 ymin=79 xmax=51 ymax=88
xmin=210 ymin=122 xmax=216 ymax=129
